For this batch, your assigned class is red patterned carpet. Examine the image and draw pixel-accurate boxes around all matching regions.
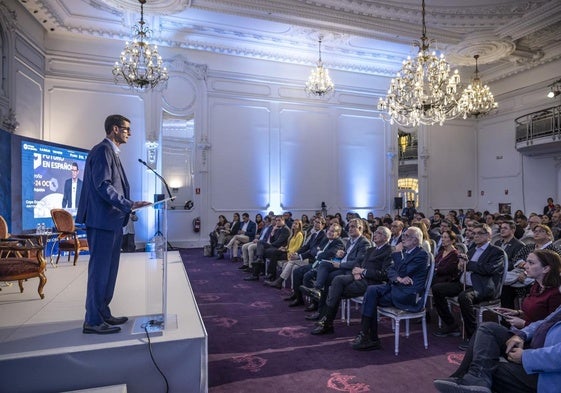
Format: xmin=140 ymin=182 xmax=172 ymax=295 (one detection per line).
xmin=180 ymin=248 xmax=463 ymax=393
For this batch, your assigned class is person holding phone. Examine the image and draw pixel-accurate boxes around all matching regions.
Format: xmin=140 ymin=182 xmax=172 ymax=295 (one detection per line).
xmin=496 ymin=249 xmax=561 ymax=328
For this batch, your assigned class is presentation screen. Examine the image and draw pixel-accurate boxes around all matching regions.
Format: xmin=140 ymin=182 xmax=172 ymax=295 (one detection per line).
xmin=21 ymin=138 xmax=89 ymax=230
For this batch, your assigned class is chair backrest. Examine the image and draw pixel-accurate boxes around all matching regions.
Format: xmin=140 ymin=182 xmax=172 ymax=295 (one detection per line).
xmin=553 ymin=238 xmax=561 ymax=249
xmin=430 ymin=239 xmax=437 ymax=255
xmin=420 ymin=253 xmax=435 ymax=308
xmin=0 ymin=215 xmax=8 ymax=239
xmin=50 ymin=209 xmax=76 ymax=233
xmin=520 ymin=236 xmax=535 ymax=245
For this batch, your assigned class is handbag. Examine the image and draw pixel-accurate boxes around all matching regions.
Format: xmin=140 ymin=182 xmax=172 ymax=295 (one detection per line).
xmin=203 ymin=245 xmax=213 ymax=257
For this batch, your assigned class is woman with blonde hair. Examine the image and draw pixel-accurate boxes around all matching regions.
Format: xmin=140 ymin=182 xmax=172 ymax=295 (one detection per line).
xmin=265 ymin=219 xmax=304 ymax=289
xmin=264 ymin=219 xmax=304 ymax=285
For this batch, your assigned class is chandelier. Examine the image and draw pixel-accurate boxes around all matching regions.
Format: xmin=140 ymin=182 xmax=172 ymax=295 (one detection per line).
xmin=457 ymin=55 xmax=498 ymax=119
xmin=305 ymin=36 xmax=334 ymax=97
xmin=377 ymin=0 xmax=461 ymax=127
xmin=112 ymin=0 xmax=169 ymax=90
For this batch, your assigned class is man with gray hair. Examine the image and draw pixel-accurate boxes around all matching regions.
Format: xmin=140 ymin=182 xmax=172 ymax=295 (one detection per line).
xmin=351 ymin=226 xmax=430 ymax=350
xmin=311 ymin=226 xmax=393 ymax=335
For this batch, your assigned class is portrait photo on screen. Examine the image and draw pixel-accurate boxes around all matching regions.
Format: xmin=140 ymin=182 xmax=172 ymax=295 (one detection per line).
xmin=21 ymin=139 xmax=88 ymax=229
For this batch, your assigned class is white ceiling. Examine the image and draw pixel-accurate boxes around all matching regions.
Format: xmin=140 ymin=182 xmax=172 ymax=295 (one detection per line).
xmin=18 ymin=0 xmax=561 ymax=82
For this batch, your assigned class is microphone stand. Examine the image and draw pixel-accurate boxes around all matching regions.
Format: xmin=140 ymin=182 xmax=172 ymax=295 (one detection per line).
xmin=138 ymin=159 xmax=176 ymax=250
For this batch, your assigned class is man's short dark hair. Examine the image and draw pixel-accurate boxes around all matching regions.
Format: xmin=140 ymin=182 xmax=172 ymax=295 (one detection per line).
xmin=104 ymin=114 xmax=131 ymax=134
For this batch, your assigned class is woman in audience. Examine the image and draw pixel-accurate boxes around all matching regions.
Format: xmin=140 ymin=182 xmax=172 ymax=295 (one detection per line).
xmin=412 ymin=221 xmax=432 ymax=255
xmin=264 ymin=219 xmax=304 ymax=287
xmin=361 ymin=218 xmax=374 ymax=242
xmin=216 ymin=212 xmax=240 ymax=257
xmin=209 ymin=215 xmax=228 ymax=254
xmin=434 ymin=250 xmax=561 ymax=393
xmin=432 ymin=230 xmax=460 ymax=286
xmin=255 ymin=213 xmax=264 ymax=233
xmin=497 ymin=249 xmax=561 ymax=327
xmin=301 ymin=214 xmax=312 ymax=233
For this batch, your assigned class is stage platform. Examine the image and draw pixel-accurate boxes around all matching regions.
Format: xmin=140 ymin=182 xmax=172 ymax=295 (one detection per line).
xmin=0 ymin=251 xmax=207 ymax=393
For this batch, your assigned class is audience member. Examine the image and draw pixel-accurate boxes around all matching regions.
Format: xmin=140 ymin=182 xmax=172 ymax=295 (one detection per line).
xmin=432 ymin=223 xmax=505 ymax=349
xmin=543 ymin=197 xmax=555 ymax=218
xmin=389 ymin=219 xmax=404 ymax=248
xmin=244 ymin=215 xmax=290 ymax=281
xmin=216 ymin=212 xmax=241 ymax=259
xmin=311 ymin=226 xmax=392 ymax=335
xmin=209 ymin=215 xmax=228 ymax=255
xmin=351 ymin=226 xmax=430 ymax=351
xmin=263 ymin=219 xmax=304 ymax=285
xmin=302 ymin=218 xmax=371 ymax=319
xmin=287 ymin=224 xmax=345 ymax=309
xmin=434 ymin=305 xmax=561 ymax=393
xmin=497 ymin=249 xmax=561 ymax=328
xmin=224 ymin=212 xmax=257 ymax=261
xmin=239 ymin=216 xmax=273 ymax=271
xmin=432 ymin=230 xmax=461 ymax=286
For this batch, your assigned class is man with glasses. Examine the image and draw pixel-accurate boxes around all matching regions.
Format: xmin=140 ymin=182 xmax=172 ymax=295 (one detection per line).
xmin=302 ymin=218 xmax=370 ymax=319
xmin=76 ymin=114 xmax=151 ymax=334
xmin=389 ymin=219 xmax=404 ymax=248
xmin=432 ymin=224 xmax=505 ymax=349
xmin=62 ymin=162 xmax=83 ymax=209
xmin=351 ymin=226 xmax=430 ymax=350
xmin=311 ymin=226 xmax=392 ymax=335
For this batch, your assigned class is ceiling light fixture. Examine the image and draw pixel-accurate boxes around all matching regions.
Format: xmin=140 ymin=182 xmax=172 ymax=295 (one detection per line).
xmin=456 ymin=55 xmax=498 ymax=119
xmin=377 ymin=0 xmax=461 ymax=127
xmin=112 ymin=0 xmax=168 ymax=90
xmin=305 ymin=35 xmax=334 ymax=98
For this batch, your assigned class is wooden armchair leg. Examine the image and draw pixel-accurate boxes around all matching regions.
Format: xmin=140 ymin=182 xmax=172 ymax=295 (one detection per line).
xmin=73 ymin=249 xmax=79 ymax=265
xmin=18 ymin=279 xmax=24 ymax=293
xmin=37 ymin=273 xmax=47 ymax=299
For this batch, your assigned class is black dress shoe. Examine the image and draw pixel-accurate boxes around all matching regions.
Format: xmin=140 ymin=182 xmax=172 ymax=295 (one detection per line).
xmin=304 ymin=302 xmax=318 ymax=312
xmin=283 ymin=293 xmax=296 ymax=301
xmin=265 ymin=273 xmax=275 ymax=280
xmin=83 ymin=322 xmax=121 ymax=334
xmin=458 ymin=339 xmax=470 ymax=351
xmin=238 ymin=265 xmax=249 ymax=270
xmin=104 ymin=316 xmax=128 ymax=325
xmin=244 ymin=275 xmax=259 ymax=281
xmin=288 ymin=299 xmax=304 ymax=307
xmin=351 ymin=335 xmax=381 ymax=351
xmin=311 ymin=321 xmax=334 ymax=335
xmin=305 ymin=312 xmax=321 ymax=321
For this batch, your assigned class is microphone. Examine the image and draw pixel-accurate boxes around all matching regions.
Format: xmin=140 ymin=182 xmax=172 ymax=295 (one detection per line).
xmin=138 ymin=159 xmax=175 ymax=200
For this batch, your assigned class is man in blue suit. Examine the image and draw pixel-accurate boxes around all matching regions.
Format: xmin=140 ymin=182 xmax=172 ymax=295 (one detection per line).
xmin=224 ymin=212 xmax=257 ymax=261
xmin=76 ymin=114 xmax=150 ymax=334
xmin=62 ymin=162 xmax=83 ymax=209
xmin=351 ymin=226 xmax=430 ymax=350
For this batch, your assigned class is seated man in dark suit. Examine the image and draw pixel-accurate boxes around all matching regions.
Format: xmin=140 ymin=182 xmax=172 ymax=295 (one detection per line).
xmin=351 ymin=226 xmax=430 ymax=350
xmin=311 ymin=226 xmax=393 ymax=335
xmin=287 ymin=224 xmax=345 ymax=309
xmin=432 ymin=223 xmax=505 ymax=348
xmin=243 ymin=216 xmax=290 ymax=281
xmin=302 ymin=218 xmax=371 ymax=318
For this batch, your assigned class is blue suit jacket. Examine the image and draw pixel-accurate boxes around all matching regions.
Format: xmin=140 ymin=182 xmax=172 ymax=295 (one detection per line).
xmin=239 ymin=220 xmax=257 ymax=241
xmin=62 ymin=178 xmax=83 ymax=208
xmin=339 ymin=236 xmax=371 ymax=271
xmin=313 ymin=237 xmax=346 ymax=265
xmin=76 ymin=139 xmax=132 ymax=231
xmin=521 ymin=305 xmax=561 ymax=393
xmin=387 ymin=246 xmax=430 ymax=312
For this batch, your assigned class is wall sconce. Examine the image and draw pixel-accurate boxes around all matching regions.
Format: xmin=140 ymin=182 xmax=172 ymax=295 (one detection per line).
xmin=547 ymin=79 xmax=561 ymax=98
xmin=145 ymin=140 xmax=159 ymax=164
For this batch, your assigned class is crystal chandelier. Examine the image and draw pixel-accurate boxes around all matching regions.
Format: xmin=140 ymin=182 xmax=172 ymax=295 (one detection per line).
xmin=377 ymin=0 xmax=461 ymax=127
xmin=112 ymin=0 xmax=169 ymax=90
xmin=457 ymin=55 xmax=498 ymax=119
xmin=305 ymin=36 xmax=335 ymax=97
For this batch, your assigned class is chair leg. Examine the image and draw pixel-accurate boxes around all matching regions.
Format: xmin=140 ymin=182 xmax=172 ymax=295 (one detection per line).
xmin=38 ymin=272 xmax=47 ymax=299
xmin=56 ymin=252 xmax=61 ymax=265
xmin=422 ymin=316 xmax=429 ymax=349
xmin=18 ymin=279 xmax=24 ymax=293
xmin=73 ymin=247 xmax=79 ymax=265
xmin=394 ymin=319 xmax=400 ymax=356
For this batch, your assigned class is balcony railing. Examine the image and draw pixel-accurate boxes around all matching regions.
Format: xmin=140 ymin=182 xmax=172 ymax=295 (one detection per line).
xmin=515 ymin=105 xmax=561 ymax=143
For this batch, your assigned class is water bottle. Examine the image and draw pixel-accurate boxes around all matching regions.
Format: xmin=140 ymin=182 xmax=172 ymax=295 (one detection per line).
xmin=155 ymin=234 xmax=165 ymax=259
xmin=146 ymin=237 xmax=156 ymax=259
xmin=40 ymin=223 xmax=45 ymax=234
xmin=36 ymin=223 xmax=41 ymax=234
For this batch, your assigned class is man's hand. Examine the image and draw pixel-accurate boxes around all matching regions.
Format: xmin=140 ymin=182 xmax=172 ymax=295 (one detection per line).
xmin=396 ymin=276 xmax=413 ymax=285
xmin=507 ymin=347 xmax=523 ymax=364
xmin=336 ymin=250 xmax=345 ymax=258
xmin=505 ymin=335 xmax=524 ymax=356
xmin=331 ymin=261 xmax=340 ymax=268
xmin=132 ymin=201 xmax=151 ymax=210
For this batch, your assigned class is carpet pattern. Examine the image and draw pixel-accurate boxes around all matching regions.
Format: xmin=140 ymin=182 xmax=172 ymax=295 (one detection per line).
xmin=180 ymin=248 xmax=464 ymax=393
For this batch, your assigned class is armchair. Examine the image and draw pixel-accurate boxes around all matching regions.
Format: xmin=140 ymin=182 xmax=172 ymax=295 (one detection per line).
xmin=50 ymin=209 xmax=89 ymax=265
xmin=0 ymin=237 xmax=47 ymax=299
